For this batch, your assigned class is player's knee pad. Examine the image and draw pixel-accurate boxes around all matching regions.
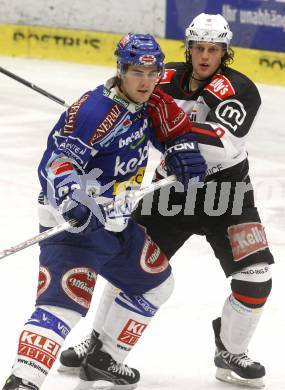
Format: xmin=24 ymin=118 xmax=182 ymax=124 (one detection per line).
xmin=231 ymin=262 xmax=272 ymax=309
xmin=116 ymin=273 xmax=174 ymax=318
xmin=143 ymin=272 xmax=174 ymax=306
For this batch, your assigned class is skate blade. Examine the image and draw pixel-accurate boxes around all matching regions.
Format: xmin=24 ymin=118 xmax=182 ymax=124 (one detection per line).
xmin=73 ymin=379 xmax=138 ymax=390
xmin=57 ymin=364 xmax=80 ymax=375
xmin=216 ymin=368 xmax=265 ymax=388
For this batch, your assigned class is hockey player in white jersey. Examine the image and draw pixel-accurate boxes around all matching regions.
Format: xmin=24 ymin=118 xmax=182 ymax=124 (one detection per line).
xmin=1 ymin=33 xmax=207 ymax=390
xmin=59 ymin=13 xmax=273 ymax=389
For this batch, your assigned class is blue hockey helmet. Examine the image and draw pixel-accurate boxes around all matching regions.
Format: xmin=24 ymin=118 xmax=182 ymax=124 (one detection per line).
xmin=115 ymin=33 xmax=165 ymax=72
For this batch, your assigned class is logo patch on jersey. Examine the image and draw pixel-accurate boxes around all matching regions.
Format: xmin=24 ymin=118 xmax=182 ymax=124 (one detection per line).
xmin=98 ymin=115 xmax=133 ymax=148
xmin=114 ymin=142 xmax=150 ymax=176
xmin=117 ymin=319 xmax=147 ymax=346
xmin=18 ymin=331 xmax=60 ymax=369
xmin=228 ymin=222 xmax=269 ymax=262
xmin=63 ymin=93 xmax=90 ymax=134
xmin=215 ymin=127 xmax=225 ymax=138
xmin=140 ymin=235 xmax=169 ymax=274
xmin=118 ymin=120 xmax=147 ymax=149
xmin=61 ymin=267 xmax=96 ymax=309
xmin=37 ymin=266 xmax=51 ymax=298
xmin=58 ymin=137 xmax=89 ymax=166
xmin=113 ymin=94 xmax=129 ymax=108
xmin=89 ymin=104 xmax=122 ymax=145
xmin=159 ymin=68 xmax=176 ymax=84
xmin=215 ymin=99 xmax=246 ymax=132
xmin=205 ymin=74 xmax=235 ymax=100
xmin=113 ymin=166 xmax=146 ymax=194
xmin=50 ymin=160 xmax=74 ymax=176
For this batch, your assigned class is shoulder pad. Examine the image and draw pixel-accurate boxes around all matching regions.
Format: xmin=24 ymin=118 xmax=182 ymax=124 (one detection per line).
xmin=205 ymin=74 xmax=235 ymax=101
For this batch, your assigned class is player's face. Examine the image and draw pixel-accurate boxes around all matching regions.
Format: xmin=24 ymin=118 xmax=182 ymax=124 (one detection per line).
xmin=120 ymin=65 xmax=160 ymax=103
xmin=190 ymin=42 xmax=225 ymax=80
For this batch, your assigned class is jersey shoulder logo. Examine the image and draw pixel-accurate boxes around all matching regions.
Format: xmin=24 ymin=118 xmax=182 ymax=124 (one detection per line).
xmin=63 ymin=93 xmax=90 ymax=134
xmin=89 ymin=104 xmax=122 ymax=145
xmin=205 ymin=74 xmax=235 ymax=101
xmin=159 ymin=69 xmax=176 ymax=84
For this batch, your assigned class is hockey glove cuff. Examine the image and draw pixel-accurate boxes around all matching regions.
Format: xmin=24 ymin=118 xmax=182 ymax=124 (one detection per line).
xmin=165 ymin=133 xmax=207 ymax=191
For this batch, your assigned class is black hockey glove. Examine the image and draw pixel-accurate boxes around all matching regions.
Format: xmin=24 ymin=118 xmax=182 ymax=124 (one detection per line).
xmin=164 ymin=133 xmax=207 ymax=191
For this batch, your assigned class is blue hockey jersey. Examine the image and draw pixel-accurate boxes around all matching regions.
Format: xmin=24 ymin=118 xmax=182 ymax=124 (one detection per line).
xmin=38 ymin=78 xmax=164 ymax=201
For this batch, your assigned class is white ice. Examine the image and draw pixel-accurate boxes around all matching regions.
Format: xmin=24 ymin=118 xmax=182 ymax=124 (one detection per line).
xmin=0 ymin=56 xmax=285 ymax=390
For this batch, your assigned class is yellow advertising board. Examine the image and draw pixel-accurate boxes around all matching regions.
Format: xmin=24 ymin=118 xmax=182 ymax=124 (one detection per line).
xmin=1 ymin=24 xmax=285 ymax=86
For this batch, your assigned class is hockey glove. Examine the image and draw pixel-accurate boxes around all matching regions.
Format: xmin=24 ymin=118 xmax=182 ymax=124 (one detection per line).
xmin=165 ymin=133 xmax=207 ymax=191
xmin=49 ymin=158 xmax=105 ymax=232
xmin=147 ymin=87 xmax=192 ymax=141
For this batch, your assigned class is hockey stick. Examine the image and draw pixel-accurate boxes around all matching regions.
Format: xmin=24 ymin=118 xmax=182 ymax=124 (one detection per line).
xmin=0 ymin=175 xmax=176 ymax=260
xmin=0 ymin=66 xmax=69 ymax=108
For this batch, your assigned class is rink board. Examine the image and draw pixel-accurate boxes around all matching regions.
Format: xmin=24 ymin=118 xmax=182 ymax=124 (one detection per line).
xmin=1 ymin=23 xmax=285 ymax=86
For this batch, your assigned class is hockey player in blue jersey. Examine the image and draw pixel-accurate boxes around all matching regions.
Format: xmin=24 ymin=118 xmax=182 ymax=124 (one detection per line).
xmin=2 ymin=33 xmax=206 ymax=390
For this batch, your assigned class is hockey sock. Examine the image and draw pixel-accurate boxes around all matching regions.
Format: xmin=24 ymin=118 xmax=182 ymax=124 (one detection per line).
xmin=220 ymin=262 xmax=272 ymax=354
xmin=99 ymin=274 xmax=174 ymax=362
xmin=92 ymin=281 xmax=120 ymax=335
xmin=11 ymin=305 xmax=80 ymax=388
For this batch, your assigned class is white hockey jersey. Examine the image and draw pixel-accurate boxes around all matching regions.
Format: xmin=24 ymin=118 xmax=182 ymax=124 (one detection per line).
xmin=157 ymin=62 xmax=261 ymax=182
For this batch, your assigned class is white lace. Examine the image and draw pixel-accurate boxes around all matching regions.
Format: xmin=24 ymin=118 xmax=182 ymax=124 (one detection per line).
xmin=73 ymin=334 xmax=91 ymax=358
xmin=108 ymin=361 xmax=135 ymax=377
xmin=231 ymin=353 xmax=255 ymax=368
xmin=219 ymin=350 xmax=255 ymax=368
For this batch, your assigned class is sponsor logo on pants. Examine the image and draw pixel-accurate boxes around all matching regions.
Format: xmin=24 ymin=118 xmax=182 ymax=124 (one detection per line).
xmin=228 ymin=222 xmax=268 ymax=262
xmin=37 ymin=266 xmax=51 ymax=298
xmin=140 ymin=235 xmax=169 ymax=274
xmin=61 ymin=267 xmax=96 ymax=309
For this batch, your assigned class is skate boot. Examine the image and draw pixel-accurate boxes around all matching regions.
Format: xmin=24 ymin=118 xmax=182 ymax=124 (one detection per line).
xmin=2 ymin=375 xmax=38 ymax=390
xmin=213 ymin=317 xmax=265 ymax=388
xmin=75 ymin=337 xmax=140 ymax=390
xmin=58 ymin=330 xmax=98 ymax=374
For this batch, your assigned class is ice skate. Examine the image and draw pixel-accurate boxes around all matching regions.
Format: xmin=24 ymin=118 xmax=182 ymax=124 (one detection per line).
xmin=58 ymin=331 xmax=98 ymax=374
xmin=2 ymin=375 xmax=38 ymax=390
xmin=74 ymin=338 xmax=140 ymax=390
xmin=213 ymin=317 xmax=265 ymax=388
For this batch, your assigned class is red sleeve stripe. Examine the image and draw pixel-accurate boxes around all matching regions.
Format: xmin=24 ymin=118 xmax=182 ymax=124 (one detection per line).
xmin=233 ymin=292 xmax=268 ymax=306
xmin=51 ymin=161 xmax=75 ymax=175
xmin=191 ymin=126 xmax=219 ymax=138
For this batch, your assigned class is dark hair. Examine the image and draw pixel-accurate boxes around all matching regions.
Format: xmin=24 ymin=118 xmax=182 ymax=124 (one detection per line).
xmin=112 ymin=62 xmax=129 ymax=88
xmin=185 ymin=45 xmax=235 ymax=68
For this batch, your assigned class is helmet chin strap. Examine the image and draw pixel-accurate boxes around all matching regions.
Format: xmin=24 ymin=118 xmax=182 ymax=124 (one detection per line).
xmin=191 ymin=73 xmax=207 ymax=82
xmin=190 ymin=64 xmax=221 ymax=89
